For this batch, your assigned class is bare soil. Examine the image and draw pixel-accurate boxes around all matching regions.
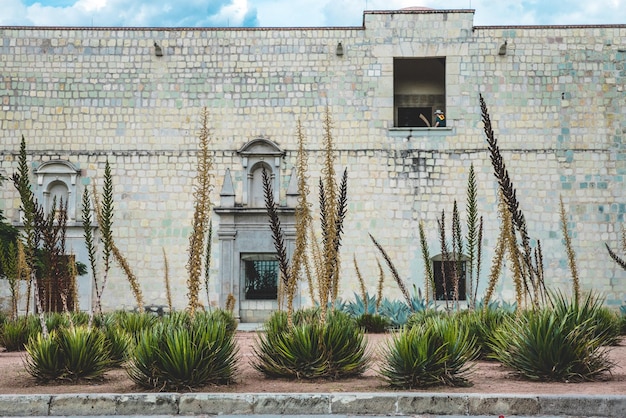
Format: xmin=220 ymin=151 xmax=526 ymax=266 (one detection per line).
xmin=0 ymin=333 xmax=624 ymax=395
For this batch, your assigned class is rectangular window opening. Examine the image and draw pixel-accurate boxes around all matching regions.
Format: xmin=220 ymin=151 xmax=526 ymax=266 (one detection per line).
xmin=433 ymin=259 xmax=466 ymax=301
xmin=241 ymin=254 xmax=279 ymax=300
xmin=394 ymin=57 xmax=446 ymax=128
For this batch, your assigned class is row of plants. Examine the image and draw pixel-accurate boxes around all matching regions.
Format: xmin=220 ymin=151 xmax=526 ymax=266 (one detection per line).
xmin=0 ymin=309 xmax=237 ymax=389
xmin=2 ymin=291 xmax=621 ymax=390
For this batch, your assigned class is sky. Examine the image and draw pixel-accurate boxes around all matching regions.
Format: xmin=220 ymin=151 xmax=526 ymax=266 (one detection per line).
xmin=1 ymin=0 xmax=625 ymax=28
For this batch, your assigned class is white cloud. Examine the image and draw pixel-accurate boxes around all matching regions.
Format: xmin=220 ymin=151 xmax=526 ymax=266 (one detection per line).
xmin=0 ymin=0 xmax=29 ymax=25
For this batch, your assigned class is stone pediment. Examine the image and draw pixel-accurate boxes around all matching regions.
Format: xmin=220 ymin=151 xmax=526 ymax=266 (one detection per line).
xmin=237 ymin=138 xmax=285 ymax=157
xmin=34 ymin=160 xmax=80 ymax=185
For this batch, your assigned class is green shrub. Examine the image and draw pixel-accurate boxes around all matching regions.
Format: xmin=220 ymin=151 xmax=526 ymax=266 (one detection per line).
xmin=405 ymin=308 xmax=445 ymax=328
xmin=71 ymin=311 xmax=91 ymax=327
xmin=204 ymin=309 xmax=238 ymax=335
xmin=489 ymin=293 xmax=615 ymax=382
xmin=378 ymin=299 xmax=411 ymax=328
xmin=44 ymin=312 xmax=69 ymax=332
xmin=56 ymin=326 xmax=112 ymax=381
xmin=356 ymin=313 xmax=390 ymax=333
xmin=0 ymin=316 xmax=40 ymax=351
xmin=24 ymin=326 xmax=112 ymax=382
xmin=24 ymin=331 xmax=63 ymax=381
xmin=103 ymin=326 xmax=133 ymax=367
xmin=457 ymin=308 xmax=513 ymax=359
xmin=552 ymin=292 xmax=621 ymax=346
xmin=379 ymin=316 xmax=478 ymax=388
xmin=114 ymin=311 xmax=158 ymax=341
xmin=252 ymin=309 xmax=370 ymax=379
xmin=125 ymin=311 xmax=238 ymax=390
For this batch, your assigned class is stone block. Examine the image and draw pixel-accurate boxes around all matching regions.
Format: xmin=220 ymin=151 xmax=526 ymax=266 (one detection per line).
xmin=0 ymin=395 xmax=51 ymax=416
xmin=468 ymin=394 xmax=541 ymax=415
xmin=179 ymin=393 xmax=254 ymax=415
xmin=331 ymin=393 xmax=397 ymax=415
xmin=115 ymin=393 xmax=179 ymax=415
xmin=254 ymin=393 xmax=330 ymax=415
xmin=539 ymin=395 xmax=626 ymax=417
xmin=49 ymin=394 xmax=117 ymax=416
xmin=397 ymin=393 xmax=468 ymax=415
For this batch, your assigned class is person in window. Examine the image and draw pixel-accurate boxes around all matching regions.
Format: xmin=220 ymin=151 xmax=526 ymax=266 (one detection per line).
xmin=434 ymin=109 xmax=446 ymax=127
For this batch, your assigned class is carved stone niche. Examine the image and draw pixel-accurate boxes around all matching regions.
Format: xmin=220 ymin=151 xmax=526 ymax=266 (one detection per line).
xmin=21 ymin=160 xmax=92 ymax=312
xmin=33 ymin=160 xmax=81 ymax=222
xmin=214 ymin=138 xmax=299 ymax=323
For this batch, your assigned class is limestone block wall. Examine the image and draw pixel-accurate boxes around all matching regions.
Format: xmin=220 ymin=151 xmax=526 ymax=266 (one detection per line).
xmin=0 ymin=9 xmax=625 ymax=312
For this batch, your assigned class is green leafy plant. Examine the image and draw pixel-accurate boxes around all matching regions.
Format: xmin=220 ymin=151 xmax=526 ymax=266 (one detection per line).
xmin=89 ymin=160 xmax=144 ymax=314
xmin=125 ymin=310 xmax=238 ymax=390
xmin=24 ymin=326 xmax=112 ymax=382
xmin=23 ymin=331 xmax=63 ymax=381
xmin=550 ymin=292 xmax=621 ymax=347
xmin=55 ymin=326 xmax=112 ymax=381
xmin=114 ymin=311 xmax=158 ymax=342
xmin=456 ymin=307 xmax=513 ymax=358
xmin=102 ymin=326 xmax=133 ymax=367
xmin=0 ymin=317 xmax=33 ymax=351
xmin=489 ymin=293 xmax=615 ymax=381
xmin=356 ymin=313 xmax=390 ymax=333
xmin=379 ymin=315 xmax=478 ymax=388
xmin=252 ymin=309 xmax=370 ymax=379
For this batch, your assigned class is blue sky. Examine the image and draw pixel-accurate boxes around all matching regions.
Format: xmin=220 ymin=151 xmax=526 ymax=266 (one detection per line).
xmin=1 ymin=0 xmax=625 ymax=27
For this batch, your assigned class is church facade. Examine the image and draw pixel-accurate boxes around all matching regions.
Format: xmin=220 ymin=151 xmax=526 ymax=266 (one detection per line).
xmin=1 ymin=8 xmax=625 ymax=318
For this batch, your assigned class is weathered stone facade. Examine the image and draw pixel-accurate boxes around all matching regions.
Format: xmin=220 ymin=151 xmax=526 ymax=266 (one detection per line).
xmin=1 ymin=9 xmax=625 ymax=317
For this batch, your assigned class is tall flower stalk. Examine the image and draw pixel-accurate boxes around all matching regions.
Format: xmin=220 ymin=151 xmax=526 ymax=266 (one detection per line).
xmin=89 ymin=160 xmax=144 ymax=313
xmin=480 ymin=94 xmax=546 ymax=309
xmin=560 ymin=195 xmax=580 ymax=302
xmin=186 ymin=108 xmax=214 ymax=316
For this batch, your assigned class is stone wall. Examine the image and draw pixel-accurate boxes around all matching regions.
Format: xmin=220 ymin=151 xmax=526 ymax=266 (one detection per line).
xmin=1 ymin=9 xmax=625 ymax=313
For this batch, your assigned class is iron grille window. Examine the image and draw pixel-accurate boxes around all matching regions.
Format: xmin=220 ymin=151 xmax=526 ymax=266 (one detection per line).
xmin=243 ymin=256 xmax=278 ymax=300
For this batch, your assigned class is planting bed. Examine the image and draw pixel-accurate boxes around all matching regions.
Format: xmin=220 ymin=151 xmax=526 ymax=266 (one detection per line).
xmin=0 ymin=332 xmax=624 ymax=395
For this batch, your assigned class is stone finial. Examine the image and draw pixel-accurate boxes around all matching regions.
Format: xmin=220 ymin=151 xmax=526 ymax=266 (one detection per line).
xmin=286 ymin=167 xmax=299 ymax=207
xmin=220 ymin=168 xmax=235 ymax=207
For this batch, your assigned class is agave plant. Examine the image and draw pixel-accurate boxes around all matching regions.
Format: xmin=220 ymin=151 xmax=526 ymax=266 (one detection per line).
xmin=24 ymin=331 xmax=63 ymax=381
xmin=114 ymin=311 xmax=157 ymax=342
xmin=551 ymin=292 xmax=621 ymax=346
xmin=378 ymin=299 xmax=411 ymax=328
xmin=379 ymin=315 xmax=478 ymax=388
xmin=405 ymin=308 xmax=446 ymax=328
xmin=489 ymin=294 xmax=616 ymax=382
xmin=102 ymin=326 xmax=133 ymax=367
xmin=56 ymin=326 xmax=112 ymax=381
xmin=455 ymin=307 xmax=513 ymax=358
xmin=24 ymin=326 xmax=112 ymax=382
xmin=0 ymin=316 xmax=40 ymax=351
xmin=344 ymin=293 xmax=377 ymax=316
xmin=356 ymin=313 xmax=390 ymax=333
xmin=252 ymin=309 xmax=370 ymax=379
xmin=125 ymin=310 xmax=238 ymax=390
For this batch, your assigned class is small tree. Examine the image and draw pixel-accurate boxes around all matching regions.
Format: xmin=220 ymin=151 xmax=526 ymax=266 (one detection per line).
xmin=0 ymin=171 xmax=21 ymax=318
xmin=11 ymin=136 xmax=79 ymax=313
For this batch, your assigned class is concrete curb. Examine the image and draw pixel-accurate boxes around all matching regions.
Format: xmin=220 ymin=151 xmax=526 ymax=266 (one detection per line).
xmin=0 ymin=393 xmax=624 ymax=416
